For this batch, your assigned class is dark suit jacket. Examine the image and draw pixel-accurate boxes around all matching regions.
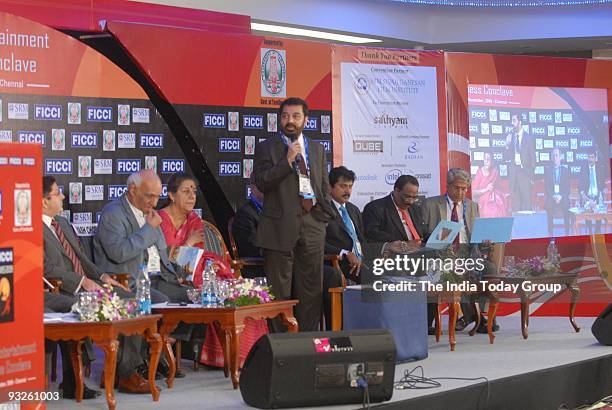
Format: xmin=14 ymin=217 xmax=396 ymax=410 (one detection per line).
xmin=362 ymin=194 xmax=425 ymax=243
xmin=252 ymin=135 xmax=334 ymax=252
xmin=43 ymin=216 xmax=103 ymax=295
xmin=544 ymin=165 xmax=570 ymax=209
xmin=505 ymin=131 xmax=536 ymax=172
xmin=579 ymin=163 xmax=606 ymax=198
xmin=421 ymin=195 xmax=479 ymax=241
xmin=325 ymin=201 xmax=366 ymax=256
xmin=232 ymin=201 xmax=261 ymax=258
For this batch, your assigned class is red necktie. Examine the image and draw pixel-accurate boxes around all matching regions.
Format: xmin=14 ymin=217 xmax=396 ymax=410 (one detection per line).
xmin=51 ymin=219 xmax=85 ymax=276
xmin=451 ymin=202 xmax=460 ymax=245
xmin=399 ymin=209 xmax=420 ymax=241
xmin=297 ymin=156 xmax=313 ymax=213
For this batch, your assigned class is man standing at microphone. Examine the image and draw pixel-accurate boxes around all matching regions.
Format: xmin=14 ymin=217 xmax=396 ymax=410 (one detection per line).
xmin=252 ymin=97 xmax=334 ymax=332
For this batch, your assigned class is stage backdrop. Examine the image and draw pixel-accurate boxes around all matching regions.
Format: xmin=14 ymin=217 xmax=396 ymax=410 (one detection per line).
xmin=0 ymin=11 xmax=200 ymax=235
xmin=446 ymin=52 xmax=612 ymax=316
xmin=331 ymin=46 xmax=446 ymax=209
xmin=106 ymin=22 xmax=333 ymax=209
xmin=0 ymin=142 xmax=44 ymax=406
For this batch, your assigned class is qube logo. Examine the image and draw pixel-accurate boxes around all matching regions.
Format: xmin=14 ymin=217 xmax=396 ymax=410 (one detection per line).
xmin=18 ymin=131 xmax=45 ymax=145
xmin=385 ymin=169 xmax=402 ymax=185
xmin=34 ymin=104 xmax=62 ymax=120
xmin=140 ymin=133 xmax=164 ymax=148
xmin=161 ymin=159 xmax=185 ymax=174
xmin=203 ymin=113 xmax=226 ymax=128
xmin=219 ymin=162 xmax=241 ymax=176
xmin=116 ymin=159 xmax=141 ymax=174
xmin=243 ymin=115 xmax=263 ymax=129
xmin=219 ymin=138 xmax=241 ymax=152
xmin=45 ymin=159 xmax=72 ymax=175
xmin=87 ymin=106 xmax=112 ymax=122
xmin=71 ymin=132 xmax=97 ymax=148
xmin=108 ymin=185 xmax=128 ymax=200
xmin=304 ymin=118 xmax=318 ymax=131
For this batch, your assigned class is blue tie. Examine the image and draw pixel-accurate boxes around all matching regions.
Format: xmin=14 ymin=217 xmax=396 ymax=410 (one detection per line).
xmin=339 ymin=205 xmax=361 ymax=259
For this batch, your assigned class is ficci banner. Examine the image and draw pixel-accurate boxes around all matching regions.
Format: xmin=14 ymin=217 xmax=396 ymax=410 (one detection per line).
xmin=0 ymin=142 xmax=44 ymax=406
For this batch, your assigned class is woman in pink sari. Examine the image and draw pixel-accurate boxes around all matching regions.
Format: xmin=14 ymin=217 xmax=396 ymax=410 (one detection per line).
xmin=159 ymin=172 xmax=267 ymax=368
xmin=472 ymin=152 xmax=508 ymax=217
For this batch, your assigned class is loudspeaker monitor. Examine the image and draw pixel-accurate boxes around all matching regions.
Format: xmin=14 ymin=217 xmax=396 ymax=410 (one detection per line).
xmin=592 ymin=303 xmax=612 ymax=345
xmin=239 ymin=329 xmax=396 ymax=409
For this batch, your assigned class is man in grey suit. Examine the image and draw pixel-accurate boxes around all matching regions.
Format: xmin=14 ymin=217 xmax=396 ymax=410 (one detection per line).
xmin=421 ymin=168 xmax=496 ymax=333
xmin=504 ymin=113 xmax=536 ymax=211
xmin=42 ymin=176 xmax=150 ymax=395
xmin=252 ymin=97 xmax=334 ymax=332
xmin=94 ymin=170 xmax=191 ymax=304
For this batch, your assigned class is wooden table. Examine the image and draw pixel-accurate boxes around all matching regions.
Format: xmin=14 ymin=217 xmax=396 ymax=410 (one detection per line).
xmin=153 ymin=300 xmax=299 ymax=389
xmin=483 ymin=274 xmax=580 ymax=339
xmin=570 ymin=209 xmax=609 ymax=234
xmin=44 ymin=315 xmax=163 ymax=410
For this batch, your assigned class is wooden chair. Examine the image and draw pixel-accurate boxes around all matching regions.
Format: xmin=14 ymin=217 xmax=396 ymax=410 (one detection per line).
xmin=227 ymin=217 xmax=265 ymax=274
xmin=590 ymin=234 xmax=612 ymax=291
xmin=45 ymin=278 xmax=62 ymax=383
xmin=202 ymin=219 xmax=245 ymax=278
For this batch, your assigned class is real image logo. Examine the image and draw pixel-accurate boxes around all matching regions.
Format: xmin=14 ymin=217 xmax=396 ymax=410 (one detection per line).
xmin=203 ymin=113 xmax=226 ymax=128
xmin=243 ymin=115 xmax=263 ymax=130
xmin=261 ymin=48 xmax=286 ymax=98
xmin=108 ymin=185 xmax=128 ymax=200
xmin=116 ymin=159 xmax=141 ymax=174
xmin=219 ymin=138 xmax=241 ymax=153
xmin=71 ymin=132 xmax=97 ymax=148
xmin=87 ymin=106 xmax=112 ymax=122
xmin=45 ymin=159 xmax=72 ymax=175
xmin=34 ymin=104 xmax=62 ymax=120
xmin=140 ymin=133 xmax=164 ymax=149
xmin=161 ymin=159 xmax=185 ymax=174
xmin=219 ymin=161 xmax=241 ymax=176
xmin=84 ymin=185 xmax=104 ymax=201
xmin=8 ymin=103 xmax=28 ymax=120
xmin=18 ymin=131 xmax=45 ymax=146
xmin=385 ymin=169 xmax=402 ymax=185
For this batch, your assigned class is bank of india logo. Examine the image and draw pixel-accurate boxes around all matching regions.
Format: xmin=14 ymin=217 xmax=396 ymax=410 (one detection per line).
xmin=354 ymin=74 xmax=368 ymax=94
xmin=261 ymin=48 xmax=286 ymax=98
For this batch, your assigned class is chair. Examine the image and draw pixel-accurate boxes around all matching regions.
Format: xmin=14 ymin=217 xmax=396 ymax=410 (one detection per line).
xmin=227 ymin=217 xmax=265 ymax=276
xmin=590 ymin=234 xmax=612 ymax=291
xmin=202 ymin=219 xmax=245 ymax=278
xmin=45 ymin=278 xmax=62 ymax=383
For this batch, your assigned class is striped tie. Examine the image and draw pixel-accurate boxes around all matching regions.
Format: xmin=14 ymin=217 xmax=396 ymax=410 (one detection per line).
xmin=51 ymin=219 xmax=85 ymax=276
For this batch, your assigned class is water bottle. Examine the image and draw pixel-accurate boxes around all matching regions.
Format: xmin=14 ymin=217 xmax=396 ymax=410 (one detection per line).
xmin=200 ymin=260 xmax=217 ymax=308
xmin=547 ymin=239 xmax=560 ymax=267
xmin=136 ymin=264 xmax=151 ymax=315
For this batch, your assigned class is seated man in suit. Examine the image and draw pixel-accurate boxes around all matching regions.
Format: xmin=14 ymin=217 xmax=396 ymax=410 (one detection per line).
xmin=421 ymin=168 xmax=497 ymax=334
xmin=94 ymin=170 xmax=193 ymax=303
xmin=544 ymin=148 xmax=571 ymax=236
xmin=579 ymin=151 xmax=607 ymax=233
xmin=232 ymin=182 xmax=265 ymax=278
xmin=42 ymin=176 xmax=150 ymax=395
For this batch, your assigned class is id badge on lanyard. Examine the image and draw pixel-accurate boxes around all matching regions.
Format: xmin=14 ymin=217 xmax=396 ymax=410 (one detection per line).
xmin=299 ymin=174 xmax=315 ymax=199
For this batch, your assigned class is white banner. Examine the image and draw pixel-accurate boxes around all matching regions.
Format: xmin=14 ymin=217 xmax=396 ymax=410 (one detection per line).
xmin=340 ymin=62 xmax=440 ymax=209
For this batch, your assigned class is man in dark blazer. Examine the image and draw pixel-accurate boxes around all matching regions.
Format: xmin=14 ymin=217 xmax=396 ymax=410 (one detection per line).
xmin=42 ymin=176 xmax=150 ymax=395
xmin=579 ymin=152 xmax=608 ymax=233
xmin=504 ymin=113 xmax=536 ymax=211
xmin=252 ymin=97 xmax=334 ymax=332
xmin=544 ymin=148 xmax=571 ymax=236
xmin=231 ymin=183 xmax=264 ymax=278
xmin=363 ymin=174 xmax=425 ymax=246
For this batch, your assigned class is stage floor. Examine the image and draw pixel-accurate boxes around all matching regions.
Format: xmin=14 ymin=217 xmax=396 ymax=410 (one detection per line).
xmin=47 ymin=316 xmax=611 ymax=410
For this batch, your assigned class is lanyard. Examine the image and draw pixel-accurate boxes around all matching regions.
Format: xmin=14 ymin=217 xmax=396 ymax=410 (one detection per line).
xmin=446 ymin=194 xmax=468 ymax=233
xmin=280 ymin=133 xmax=310 ymax=174
xmin=249 ymin=196 xmax=263 ymax=213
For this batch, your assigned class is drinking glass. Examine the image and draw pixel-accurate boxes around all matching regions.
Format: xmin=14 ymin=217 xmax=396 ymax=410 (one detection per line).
xmin=216 ymin=280 xmax=230 ymax=305
xmin=186 ymin=288 xmax=201 ymax=305
xmin=253 ymin=277 xmax=268 ymax=288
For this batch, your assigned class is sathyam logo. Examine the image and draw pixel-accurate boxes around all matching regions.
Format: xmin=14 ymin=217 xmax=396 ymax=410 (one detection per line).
xmin=45 ymin=159 xmax=72 ymax=175
xmin=385 ymin=169 xmax=402 ymax=185
xmin=261 ymin=49 xmax=286 ymax=97
xmin=34 ymin=104 xmax=62 ymax=120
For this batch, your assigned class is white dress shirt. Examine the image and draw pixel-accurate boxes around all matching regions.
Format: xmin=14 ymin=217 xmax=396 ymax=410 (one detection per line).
xmin=127 ymin=200 xmax=161 ymax=274
xmin=332 ymin=199 xmax=362 ymax=257
xmin=445 ymin=198 xmax=468 ymax=244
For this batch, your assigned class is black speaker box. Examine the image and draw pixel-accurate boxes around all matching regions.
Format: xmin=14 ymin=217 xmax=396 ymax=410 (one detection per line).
xmin=592 ymin=303 xmax=612 ymax=345
xmin=239 ymin=329 xmax=396 ymax=409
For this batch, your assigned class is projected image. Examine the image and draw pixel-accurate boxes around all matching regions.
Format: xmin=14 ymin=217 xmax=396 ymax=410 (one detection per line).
xmin=467 ymin=85 xmax=610 ymax=239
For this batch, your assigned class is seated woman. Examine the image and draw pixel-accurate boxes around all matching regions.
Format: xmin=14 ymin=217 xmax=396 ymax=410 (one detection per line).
xmin=472 ymin=152 xmax=508 ymax=217
xmin=159 ymin=172 xmax=268 ymax=368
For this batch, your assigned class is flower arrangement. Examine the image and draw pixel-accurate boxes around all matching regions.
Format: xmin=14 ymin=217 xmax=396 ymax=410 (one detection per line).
xmin=223 ymin=278 xmax=274 ymax=307
xmin=514 ymin=256 xmax=559 ymax=277
xmin=74 ymin=285 xmax=138 ymax=322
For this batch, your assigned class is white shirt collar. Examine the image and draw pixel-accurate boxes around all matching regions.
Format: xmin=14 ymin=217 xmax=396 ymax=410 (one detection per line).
xmin=42 ymin=214 xmax=54 ymax=229
xmin=332 ymin=198 xmax=345 ymax=212
xmin=127 ymin=197 xmax=145 ymax=219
